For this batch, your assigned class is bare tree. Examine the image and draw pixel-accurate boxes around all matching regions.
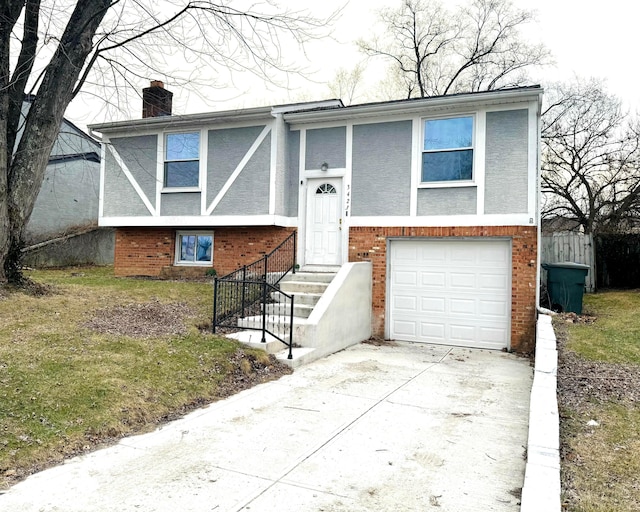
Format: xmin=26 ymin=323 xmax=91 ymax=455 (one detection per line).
xmin=0 ymin=1 xmax=331 ymax=284
xmin=358 ymin=0 xmax=549 ymax=99
xmin=541 ymin=79 xmax=640 ymax=234
xmin=327 ymin=63 xmax=365 ymax=105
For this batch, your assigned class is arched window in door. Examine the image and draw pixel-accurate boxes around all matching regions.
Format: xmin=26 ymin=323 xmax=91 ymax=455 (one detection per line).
xmin=316 ymin=183 xmax=337 ymax=194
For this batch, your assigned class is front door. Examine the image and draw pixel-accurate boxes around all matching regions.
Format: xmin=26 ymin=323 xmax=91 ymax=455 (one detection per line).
xmin=305 ymin=178 xmax=342 ymax=265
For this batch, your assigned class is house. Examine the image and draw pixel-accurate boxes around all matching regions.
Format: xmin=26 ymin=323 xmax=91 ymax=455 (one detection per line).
xmin=21 ymin=97 xmax=114 ymax=267
xmin=89 ymin=82 xmax=542 ymax=354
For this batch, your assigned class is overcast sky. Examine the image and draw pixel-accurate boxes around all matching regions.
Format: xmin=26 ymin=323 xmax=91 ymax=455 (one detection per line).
xmin=68 ymin=0 xmax=637 ymax=129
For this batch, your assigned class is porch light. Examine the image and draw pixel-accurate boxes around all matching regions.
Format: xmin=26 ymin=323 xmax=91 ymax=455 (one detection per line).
xmin=320 ymin=162 xmax=329 ymax=171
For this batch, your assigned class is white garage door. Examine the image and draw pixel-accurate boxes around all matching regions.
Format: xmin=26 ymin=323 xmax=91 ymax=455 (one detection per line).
xmin=389 ymin=239 xmax=511 ymax=350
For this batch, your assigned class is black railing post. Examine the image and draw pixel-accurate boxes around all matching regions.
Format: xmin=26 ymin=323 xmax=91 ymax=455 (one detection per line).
xmin=293 ymin=231 xmax=297 ymax=274
xmin=240 ymin=266 xmax=247 ymax=318
xmin=288 ymin=294 xmax=294 ymax=360
xmin=263 ymin=254 xmax=268 ymax=282
xmin=212 ymin=277 xmax=218 ymax=333
xmin=261 ymin=279 xmax=268 ymax=343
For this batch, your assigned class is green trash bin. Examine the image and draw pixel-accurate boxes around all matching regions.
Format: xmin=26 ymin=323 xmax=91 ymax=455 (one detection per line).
xmin=541 ymin=262 xmax=590 ymax=314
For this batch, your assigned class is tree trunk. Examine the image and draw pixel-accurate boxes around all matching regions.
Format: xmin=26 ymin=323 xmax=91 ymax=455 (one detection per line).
xmin=1 ymin=0 xmax=111 ymax=283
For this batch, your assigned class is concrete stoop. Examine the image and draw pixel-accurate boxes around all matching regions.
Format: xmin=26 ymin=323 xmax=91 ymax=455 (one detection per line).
xmin=231 ymin=263 xmax=373 ymax=367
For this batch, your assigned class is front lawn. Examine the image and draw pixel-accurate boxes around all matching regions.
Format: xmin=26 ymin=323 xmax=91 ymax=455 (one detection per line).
xmin=558 ymin=291 xmax=640 ymax=511
xmin=0 ymin=267 xmax=290 ymax=489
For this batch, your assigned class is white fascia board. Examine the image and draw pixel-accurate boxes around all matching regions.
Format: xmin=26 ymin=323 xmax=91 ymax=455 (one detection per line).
xmin=99 ymin=215 xmax=298 ymax=228
xmin=349 ymin=214 xmax=537 ymax=227
xmin=89 ymin=107 xmax=273 ymax=134
xmin=284 ymin=88 xmax=543 ymax=126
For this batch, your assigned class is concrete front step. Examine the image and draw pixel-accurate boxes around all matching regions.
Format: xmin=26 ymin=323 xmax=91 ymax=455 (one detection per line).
xmin=237 ymin=314 xmax=305 ymax=332
xmin=264 ymin=302 xmax=314 ymax=318
xmin=224 ymin=330 xmax=288 ymax=355
xmin=270 ymin=291 xmax=322 ymax=306
xmin=276 ymin=347 xmax=318 ymax=368
xmin=285 ymin=272 xmax=336 ymax=283
xmin=279 ymin=281 xmax=329 ymax=295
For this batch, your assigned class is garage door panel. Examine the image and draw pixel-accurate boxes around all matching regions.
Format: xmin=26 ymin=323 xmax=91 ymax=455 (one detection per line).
xmin=421 ymin=297 xmax=446 ymax=313
xmin=479 ymin=326 xmax=509 ymax=344
xmin=420 ymin=271 xmax=446 ymax=288
xmin=450 ymin=272 xmax=477 ymax=289
xmin=393 ymin=320 xmax=417 ymax=336
xmin=389 ymin=240 xmax=511 ymax=350
xmin=394 ymin=295 xmax=417 ymax=312
xmin=419 ymin=322 xmax=446 ymax=341
xmin=418 ymin=245 xmax=446 ymax=263
xmin=479 ymin=272 xmax=509 ymax=289
xmin=479 ymin=299 xmax=509 ymax=317
xmin=393 ymin=270 xmax=418 ymax=286
xmin=449 ymin=298 xmax=476 ymax=315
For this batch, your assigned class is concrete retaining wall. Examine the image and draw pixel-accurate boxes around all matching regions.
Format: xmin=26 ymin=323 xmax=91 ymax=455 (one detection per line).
xmin=520 ymin=314 xmax=561 ymax=511
xmin=292 ymin=262 xmax=372 ymax=360
xmin=23 ymin=228 xmax=115 ymax=268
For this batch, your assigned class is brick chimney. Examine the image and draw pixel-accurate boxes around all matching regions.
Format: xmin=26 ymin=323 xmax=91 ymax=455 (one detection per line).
xmin=142 ymin=80 xmax=173 ymax=118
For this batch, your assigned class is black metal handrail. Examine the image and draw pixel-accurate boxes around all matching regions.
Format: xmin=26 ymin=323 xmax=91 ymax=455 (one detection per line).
xmin=212 ymin=231 xmax=296 ymax=358
xmin=213 ymin=279 xmax=294 ymax=359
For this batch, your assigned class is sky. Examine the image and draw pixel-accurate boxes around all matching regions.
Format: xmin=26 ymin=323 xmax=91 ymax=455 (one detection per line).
xmin=66 ymin=0 xmax=638 ymax=130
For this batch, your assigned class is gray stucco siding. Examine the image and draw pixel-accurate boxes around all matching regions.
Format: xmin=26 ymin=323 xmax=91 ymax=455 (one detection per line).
xmin=351 ymin=121 xmax=412 ymax=216
xmin=210 ymin=135 xmax=271 ymax=216
xmin=109 ymin=135 xmax=158 ymax=204
xmin=103 ymin=152 xmax=150 ymax=217
xmin=305 ymin=127 xmax=346 ymax=170
xmin=207 ymin=126 xmax=267 ymax=206
xmin=26 ymin=160 xmax=100 ymax=242
xmin=484 ymin=109 xmax=529 ymax=214
xmin=283 ymin=129 xmax=300 ymax=217
xmin=160 ymin=193 xmax=201 ymax=216
xmin=417 ymin=187 xmax=477 ymax=215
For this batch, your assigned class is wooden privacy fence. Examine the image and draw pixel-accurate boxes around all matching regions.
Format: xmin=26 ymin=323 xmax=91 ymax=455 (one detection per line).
xmin=541 ymin=232 xmax=595 ymax=292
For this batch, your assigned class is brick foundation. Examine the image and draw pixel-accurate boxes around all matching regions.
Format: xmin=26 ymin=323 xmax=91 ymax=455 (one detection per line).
xmin=114 ymin=226 xmax=295 ymax=278
xmin=348 ymin=226 xmax=538 ymax=353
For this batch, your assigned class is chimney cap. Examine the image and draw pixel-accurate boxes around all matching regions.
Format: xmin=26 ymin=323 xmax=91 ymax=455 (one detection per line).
xmin=149 ymin=80 xmax=164 ymax=88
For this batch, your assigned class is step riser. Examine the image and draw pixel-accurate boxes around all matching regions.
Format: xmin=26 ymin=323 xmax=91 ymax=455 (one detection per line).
xmin=270 ymin=292 xmax=320 ymax=306
xmin=284 ymin=272 xmax=336 ymax=283
xmin=280 ymin=282 xmax=328 ymax=294
xmin=264 ymin=303 xmax=312 ymax=318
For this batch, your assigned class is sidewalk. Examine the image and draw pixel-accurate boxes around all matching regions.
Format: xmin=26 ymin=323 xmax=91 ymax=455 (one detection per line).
xmin=0 ymin=341 xmax=532 ymax=511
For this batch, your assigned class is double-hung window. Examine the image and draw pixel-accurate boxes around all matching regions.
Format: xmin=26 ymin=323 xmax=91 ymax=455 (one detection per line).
xmin=176 ymin=231 xmax=213 ymax=265
xmin=164 ymin=132 xmax=200 ymax=188
xmin=422 ymin=116 xmax=474 ymax=183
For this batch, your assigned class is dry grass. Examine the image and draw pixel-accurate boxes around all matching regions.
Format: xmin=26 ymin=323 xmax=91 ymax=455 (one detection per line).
xmin=558 ymin=291 xmax=640 ymax=512
xmin=0 ymin=266 xmax=291 ymax=489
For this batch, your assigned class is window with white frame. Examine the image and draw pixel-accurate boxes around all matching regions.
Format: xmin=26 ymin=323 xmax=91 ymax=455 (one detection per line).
xmin=164 ymin=132 xmax=200 ymax=187
xmin=175 ymin=231 xmax=213 ymax=265
xmin=421 ymin=116 xmax=474 ymax=183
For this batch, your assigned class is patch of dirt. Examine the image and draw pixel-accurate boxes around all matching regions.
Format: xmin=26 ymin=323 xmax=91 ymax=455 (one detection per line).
xmin=0 ymin=278 xmax=55 ymax=299
xmin=362 ymin=337 xmax=398 ymax=347
xmin=555 ymin=316 xmax=640 ymax=412
xmin=85 ymin=299 xmax=196 ymax=338
xmin=214 ymin=349 xmax=293 ymax=399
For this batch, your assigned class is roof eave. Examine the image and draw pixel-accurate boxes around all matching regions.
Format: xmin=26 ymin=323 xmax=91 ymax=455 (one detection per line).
xmin=284 ymin=87 xmax=543 ymax=124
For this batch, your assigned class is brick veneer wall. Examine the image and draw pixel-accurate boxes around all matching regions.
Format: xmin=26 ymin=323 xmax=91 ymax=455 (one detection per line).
xmin=114 ymin=226 xmax=294 ymax=277
xmin=348 ymin=226 xmax=538 ymax=353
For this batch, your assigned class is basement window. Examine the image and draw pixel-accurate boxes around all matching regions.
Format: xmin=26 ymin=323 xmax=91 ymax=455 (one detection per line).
xmin=164 ymin=132 xmax=200 ymax=188
xmin=175 ymin=231 xmax=213 ymax=266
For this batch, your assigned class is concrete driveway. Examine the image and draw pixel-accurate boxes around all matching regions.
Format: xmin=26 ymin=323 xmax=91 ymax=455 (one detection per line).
xmin=0 ymin=342 xmax=532 ymax=512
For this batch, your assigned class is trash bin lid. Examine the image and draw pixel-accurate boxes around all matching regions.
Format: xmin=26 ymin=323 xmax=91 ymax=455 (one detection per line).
xmin=541 ymin=262 xmax=590 ymax=270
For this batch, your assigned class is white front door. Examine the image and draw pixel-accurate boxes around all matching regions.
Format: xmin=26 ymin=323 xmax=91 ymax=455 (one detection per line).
xmin=305 ymin=178 xmax=342 ymax=265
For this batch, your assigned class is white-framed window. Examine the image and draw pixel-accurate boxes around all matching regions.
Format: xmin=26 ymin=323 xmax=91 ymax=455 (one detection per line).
xmin=175 ymin=231 xmax=213 ymax=266
xmin=164 ymin=132 xmax=200 ymax=188
xmin=421 ymin=116 xmax=474 ymax=183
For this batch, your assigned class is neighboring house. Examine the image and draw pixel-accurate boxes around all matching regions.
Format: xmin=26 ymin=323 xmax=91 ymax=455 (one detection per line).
xmin=21 ymin=97 xmax=114 ymax=267
xmin=90 ymin=83 xmax=542 ymax=353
